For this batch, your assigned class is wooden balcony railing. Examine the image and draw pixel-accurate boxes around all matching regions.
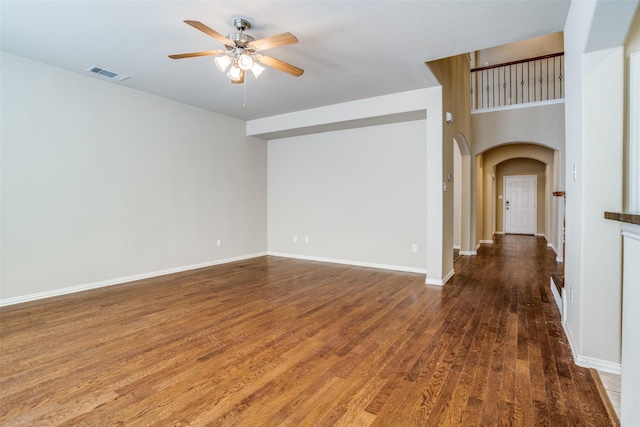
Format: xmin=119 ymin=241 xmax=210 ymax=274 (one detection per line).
xmin=471 ymin=52 xmax=564 ymax=110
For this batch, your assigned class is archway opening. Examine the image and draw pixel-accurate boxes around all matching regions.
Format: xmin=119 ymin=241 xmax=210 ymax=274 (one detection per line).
xmin=453 ymin=134 xmax=474 ymax=258
xmin=475 ymin=142 xmax=560 ymax=254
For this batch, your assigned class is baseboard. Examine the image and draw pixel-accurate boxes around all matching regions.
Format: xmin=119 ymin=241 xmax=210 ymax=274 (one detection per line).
xmin=494 ymin=231 xmax=505 ymax=235
xmin=563 ymin=321 xmax=621 ymax=375
xmin=268 ymin=252 xmax=427 ymax=275
xmin=556 ymin=255 xmax=564 ymax=263
xmin=550 ymin=277 xmax=562 ymax=317
xmin=460 ymin=250 xmax=477 ymax=256
xmin=479 ymin=239 xmax=493 ymax=244
xmin=453 ymin=245 xmax=461 ymax=250
xmin=425 ymin=268 xmax=455 ymax=286
xmin=0 ymin=252 xmax=268 ymax=307
xmin=575 ymin=356 xmax=621 ymax=375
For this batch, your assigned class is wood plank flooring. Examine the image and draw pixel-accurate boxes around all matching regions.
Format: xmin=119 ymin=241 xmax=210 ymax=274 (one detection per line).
xmin=0 ymin=235 xmax=611 ymax=426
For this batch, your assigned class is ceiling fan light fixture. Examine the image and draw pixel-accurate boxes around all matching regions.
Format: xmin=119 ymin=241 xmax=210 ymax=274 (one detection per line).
xmin=250 ymin=62 xmax=265 ymax=78
xmin=227 ymin=65 xmax=242 ymax=80
xmin=237 ymin=53 xmax=254 ymax=71
xmin=214 ymin=55 xmax=232 ymax=72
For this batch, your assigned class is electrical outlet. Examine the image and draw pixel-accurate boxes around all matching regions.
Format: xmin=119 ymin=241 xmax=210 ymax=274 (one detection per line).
xmin=293 ymin=235 xmax=298 ymax=243
xmin=412 ymin=244 xmax=418 ymax=253
xmin=570 ymin=287 xmax=574 ymax=302
xmin=304 ymin=236 xmax=309 ymax=243
xmin=216 ymin=239 xmax=222 ymax=247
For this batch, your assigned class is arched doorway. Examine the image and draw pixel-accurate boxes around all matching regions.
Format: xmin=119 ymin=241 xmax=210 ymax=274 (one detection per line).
xmin=475 ymin=142 xmax=561 ymax=254
xmin=453 ymin=134 xmax=474 ymax=256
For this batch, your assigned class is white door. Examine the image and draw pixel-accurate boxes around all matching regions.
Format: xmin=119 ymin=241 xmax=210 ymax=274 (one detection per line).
xmin=504 ymin=175 xmax=536 ymax=235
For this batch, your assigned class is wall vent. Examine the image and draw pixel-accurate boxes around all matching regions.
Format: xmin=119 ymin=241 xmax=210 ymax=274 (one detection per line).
xmin=86 ymin=66 xmax=129 ymax=81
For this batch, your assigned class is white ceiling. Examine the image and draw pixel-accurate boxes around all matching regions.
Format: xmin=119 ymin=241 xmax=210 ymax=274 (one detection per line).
xmin=1 ymin=1 xmax=571 ymax=121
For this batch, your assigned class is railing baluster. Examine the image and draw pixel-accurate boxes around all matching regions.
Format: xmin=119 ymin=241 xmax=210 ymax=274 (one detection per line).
xmin=509 ymin=65 xmax=512 ymax=104
xmin=553 ymin=57 xmax=556 ymax=100
xmin=481 ymin=70 xmax=484 ymax=109
xmin=521 ymin=62 xmax=525 ymax=104
xmin=503 ymin=67 xmax=507 ymax=106
xmin=540 ymin=59 xmax=543 ymax=101
xmin=559 ymin=56 xmax=563 ymax=99
xmin=493 ymin=68 xmax=497 ymax=108
xmin=531 ymin=60 xmax=534 ymax=103
xmin=470 ymin=72 xmax=473 ymax=110
xmin=497 ymin=67 xmax=500 ymax=107
xmin=515 ymin=63 xmax=518 ymax=104
xmin=546 ymin=58 xmax=550 ymax=101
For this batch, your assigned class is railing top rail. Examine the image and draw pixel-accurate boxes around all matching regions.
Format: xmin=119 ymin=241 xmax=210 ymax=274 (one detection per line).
xmin=471 ymin=52 xmax=564 ymax=72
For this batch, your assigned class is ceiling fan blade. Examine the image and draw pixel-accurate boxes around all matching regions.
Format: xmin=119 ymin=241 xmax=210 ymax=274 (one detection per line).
xmin=184 ymin=20 xmax=235 ymax=46
xmin=230 ymin=69 xmax=245 ymax=84
xmin=168 ymin=50 xmax=224 ymax=59
xmin=256 ymin=55 xmax=304 ymax=77
xmin=248 ymin=32 xmax=298 ymax=51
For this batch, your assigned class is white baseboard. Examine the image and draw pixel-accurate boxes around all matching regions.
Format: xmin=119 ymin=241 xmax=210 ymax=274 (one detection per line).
xmin=479 ymin=240 xmax=493 ymax=244
xmin=453 ymin=245 xmax=461 ymax=250
xmin=556 ymin=256 xmax=564 ymax=263
xmin=0 ymin=252 xmax=268 ymax=307
xmin=494 ymin=231 xmax=505 ymax=235
xmin=561 ymin=288 xmax=567 ymax=322
xmin=425 ymin=268 xmax=454 ymax=286
xmin=575 ymin=356 xmax=622 ymax=375
xmin=460 ymin=250 xmax=477 ymax=256
xmin=268 ymin=252 xmax=427 ymax=275
xmin=550 ymin=278 xmax=562 ymax=316
xmin=562 ymin=317 xmax=621 ymax=375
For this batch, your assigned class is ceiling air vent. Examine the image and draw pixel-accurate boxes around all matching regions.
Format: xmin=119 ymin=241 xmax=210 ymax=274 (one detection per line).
xmin=86 ymin=66 xmax=129 ymax=82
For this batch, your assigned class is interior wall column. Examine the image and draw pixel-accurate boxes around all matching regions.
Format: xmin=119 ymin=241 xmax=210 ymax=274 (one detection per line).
xmin=425 ymin=88 xmax=445 ymax=285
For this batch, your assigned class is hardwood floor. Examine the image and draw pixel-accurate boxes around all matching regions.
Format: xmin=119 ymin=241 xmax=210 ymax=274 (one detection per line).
xmin=0 ymin=235 xmax=611 ymax=426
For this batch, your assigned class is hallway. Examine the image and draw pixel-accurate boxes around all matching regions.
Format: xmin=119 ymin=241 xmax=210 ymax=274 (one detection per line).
xmin=0 ymin=236 xmax=611 ymax=425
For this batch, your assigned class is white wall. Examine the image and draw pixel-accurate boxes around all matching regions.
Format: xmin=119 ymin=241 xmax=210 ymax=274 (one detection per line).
xmin=627 ymin=13 xmax=640 ymax=212
xmin=563 ymin=0 xmax=633 ymax=372
xmin=268 ymin=120 xmax=428 ymax=272
xmin=1 ymin=52 xmax=268 ymax=304
xmin=249 ymin=87 xmax=446 ymax=283
xmin=621 ymin=223 xmax=640 ymax=425
xmin=453 ymin=142 xmax=462 ymax=249
xmin=472 ymin=102 xmax=566 ymax=154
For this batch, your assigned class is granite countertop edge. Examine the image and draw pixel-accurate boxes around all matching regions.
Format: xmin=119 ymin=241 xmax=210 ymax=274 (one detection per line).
xmin=604 ymin=212 xmax=640 ymax=226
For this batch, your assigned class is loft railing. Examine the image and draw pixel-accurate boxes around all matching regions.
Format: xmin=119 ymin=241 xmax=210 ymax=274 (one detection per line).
xmin=471 ymin=52 xmax=564 ymax=110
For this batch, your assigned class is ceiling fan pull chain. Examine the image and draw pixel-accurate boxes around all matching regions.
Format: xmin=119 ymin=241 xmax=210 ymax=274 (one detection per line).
xmin=243 ymin=77 xmax=248 ymax=108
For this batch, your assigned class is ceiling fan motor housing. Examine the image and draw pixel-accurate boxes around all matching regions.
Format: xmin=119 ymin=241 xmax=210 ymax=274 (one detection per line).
xmin=224 ymin=19 xmax=256 ymax=51
xmin=226 ymin=32 xmax=256 ymax=50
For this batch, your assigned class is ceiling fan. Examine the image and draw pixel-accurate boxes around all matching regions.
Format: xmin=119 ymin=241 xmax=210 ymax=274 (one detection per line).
xmin=169 ymin=18 xmax=304 ymax=84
